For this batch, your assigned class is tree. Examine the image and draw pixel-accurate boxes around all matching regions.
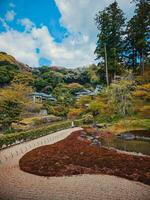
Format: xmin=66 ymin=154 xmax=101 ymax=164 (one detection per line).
xmin=89 ymin=100 xmax=107 ymax=118
xmin=135 ymin=0 xmax=150 ymax=74
xmin=0 ymin=83 xmax=32 ymax=131
xmin=64 ymin=67 xmax=91 ymax=85
xmin=0 ymin=62 xmax=19 ymax=86
xmin=124 ymin=17 xmax=139 ymax=70
xmin=45 ymin=103 xmax=69 ymax=117
xmin=76 ymin=96 xmax=92 ymax=109
xmin=53 ymin=83 xmax=74 ymax=105
xmin=133 ymin=67 xmax=150 ymax=117
xmin=12 ymin=72 xmax=34 ymax=86
xmin=105 ymin=72 xmax=135 ymax=118
xmin=33 ymin=79 xmax=48 ymax=92
xmin=65 ymin=83 xmax=84 ymax=95
xmin=126 ymin=0 xmax=150 ymax=74
xmin=0 ymin=100 xmax=22 ymax=131
xmin=68 ymin=108 xmax=83 ymax=121
xmin=87 ymin=64 xmax=101 ymax=86
xmin=33 ymin=67 xmax=64 ymax=93
xmin=95 ymin=1 xmax=125 ymax=83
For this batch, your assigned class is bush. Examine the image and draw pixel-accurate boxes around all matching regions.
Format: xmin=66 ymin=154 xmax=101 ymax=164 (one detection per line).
xmin=26 ymin=103 xmax=43 ymax=113
xmin=74 ymin=119 xmax=84 ymax=126
xmin=0 ymin=119 xmax=84 ymax=149
xmin=33 ymin=115 xmax=61 ymax=126
xmin=83 ymin=114 xmax=94 ymax=124
xmin=0 ymin=121 xmax=70 ymax=148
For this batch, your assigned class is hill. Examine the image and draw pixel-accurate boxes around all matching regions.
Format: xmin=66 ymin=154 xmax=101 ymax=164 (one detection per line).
xmin=0 ymin=52 xmax=32 ymax=73
xmin=0 ymin=52 xmax=32 ymax=86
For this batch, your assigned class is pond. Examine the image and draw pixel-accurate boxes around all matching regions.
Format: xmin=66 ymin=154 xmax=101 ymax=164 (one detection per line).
xmin=100 ymin=130 xmax=150 ymax=156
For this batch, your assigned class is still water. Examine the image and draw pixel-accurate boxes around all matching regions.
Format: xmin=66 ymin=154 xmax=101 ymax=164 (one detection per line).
xmin=101 ymin=130 xmax=150 ymax=155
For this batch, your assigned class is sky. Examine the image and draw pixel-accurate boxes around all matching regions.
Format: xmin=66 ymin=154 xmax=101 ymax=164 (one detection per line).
xmin=0 ymin=0 xmax=135 ymax=68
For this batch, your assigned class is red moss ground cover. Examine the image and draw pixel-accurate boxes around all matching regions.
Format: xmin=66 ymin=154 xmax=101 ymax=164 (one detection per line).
xmin=19 ymin=130 xmax=150 ymax=185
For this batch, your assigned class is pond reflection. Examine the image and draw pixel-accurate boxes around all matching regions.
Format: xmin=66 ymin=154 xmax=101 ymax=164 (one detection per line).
xmin=100 ymin=130 xmax=150 ymax=155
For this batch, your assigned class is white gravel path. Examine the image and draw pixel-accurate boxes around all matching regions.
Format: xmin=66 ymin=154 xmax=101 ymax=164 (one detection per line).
xmin=0 ymin=127 xmax=150 ymax=200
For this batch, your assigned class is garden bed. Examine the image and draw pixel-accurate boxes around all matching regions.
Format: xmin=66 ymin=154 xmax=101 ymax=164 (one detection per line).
xmin=19 ymin=130 xmax=150 ymax=185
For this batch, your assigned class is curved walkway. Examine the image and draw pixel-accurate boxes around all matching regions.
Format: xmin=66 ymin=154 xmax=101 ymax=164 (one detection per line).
xmin=0 ymin=127 xmax=150 ymax=200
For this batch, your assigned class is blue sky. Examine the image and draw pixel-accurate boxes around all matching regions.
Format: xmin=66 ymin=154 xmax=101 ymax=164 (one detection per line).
xmin=0 ymin=0 xmax=68 ymax=42
xmin=0 ymin=0 xmax=135 ymax=68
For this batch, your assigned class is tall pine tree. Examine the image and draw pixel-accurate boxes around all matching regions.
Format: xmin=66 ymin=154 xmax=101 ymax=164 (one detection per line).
xmin=95 ymin=1 xmax=125 ymax=83
xmin=125 ymin=17 xmax=139 ymax=70
xmin=126 ymin=0 xmax=150 ymax=74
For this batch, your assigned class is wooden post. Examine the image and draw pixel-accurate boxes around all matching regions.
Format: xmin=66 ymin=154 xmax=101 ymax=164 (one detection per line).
xmin=71 ymin=121 xmax=74 ymax=128
xmin=33 ymin=95 xmax=36 ymax=103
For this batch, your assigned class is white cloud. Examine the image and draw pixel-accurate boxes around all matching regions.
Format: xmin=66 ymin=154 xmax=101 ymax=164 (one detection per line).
xmin=0 ymin=23 xmax=96 ymax=67
xmin=0 ymin=20 xmax=96 ymax=68
xmin=0 ymin=29 xmax=39 ymax=67
xmin=19 ymin=18 xmax=35 ymax=32
xmin=5 ymin=10 xmax=16 ymax=21
xmin=55 ymin=0 xmax=134 ymax=40
xmin=0 ymin=18 xmax=9 ymax=31
xmin=53 ymin=0 xmax=135 ymax=66
xmin=31 ymin=26 xmax=95 ymax=67
xmin=0 ymin=1 xmax=135 ymax=68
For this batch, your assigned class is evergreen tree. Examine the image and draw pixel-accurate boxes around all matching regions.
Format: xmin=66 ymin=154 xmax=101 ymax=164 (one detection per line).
xmin=95 ymin=1 xmax=125 ymax=83
xmin=126 ymin=0 xmax=150 ymax=74
xmin=124 ymin=17 xmax=139 ymax=70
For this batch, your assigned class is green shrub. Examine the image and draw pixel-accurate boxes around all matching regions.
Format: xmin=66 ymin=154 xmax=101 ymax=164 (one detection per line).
xmin=83 ymin=114 xmax=94 ymax=124
xmin=74 ymin=118 xmax=84 ymax=126
xmin=0 ymin=119 xmax=84 ymax=148
xmin=0 ymin=121 xmax=70 ymax=148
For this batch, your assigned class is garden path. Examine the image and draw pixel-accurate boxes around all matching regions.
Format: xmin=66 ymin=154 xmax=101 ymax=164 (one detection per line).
xmin=0 ymin=127 xmax=149 ymax=200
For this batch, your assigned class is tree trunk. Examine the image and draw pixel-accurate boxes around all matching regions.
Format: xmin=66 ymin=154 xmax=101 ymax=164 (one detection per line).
xmin=133 ymin=48 xmax=135 ymax=69
xmin=140 ymin=52 xmax=144 ymax=75
xmin=104 ymin=43 xmax=109 ymax=85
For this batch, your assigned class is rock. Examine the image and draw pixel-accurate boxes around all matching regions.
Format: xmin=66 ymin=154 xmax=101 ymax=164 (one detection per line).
xmin=96 ymin=124 xmax=107 ymax=128
xmin=90 ymin=139 xmax=101 ymax=147
xmin=2 ymin=144 xmax=7 ymax=149
xmin=119 ymin=133 xmax=135 ymax=140
xmin=87 ymin=136 xmax=94 ymax=140
xmin=80 ymin=133 xmax=86 ymax=138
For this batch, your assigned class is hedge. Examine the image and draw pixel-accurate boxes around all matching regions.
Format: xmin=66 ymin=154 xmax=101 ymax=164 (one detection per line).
xmin=74 ymin=118 xmax=84 ymax=126
xmin=0 ymin=119 xmax=84 ymax=149
xmin=0 ymin=121 xmax=71 ymax=149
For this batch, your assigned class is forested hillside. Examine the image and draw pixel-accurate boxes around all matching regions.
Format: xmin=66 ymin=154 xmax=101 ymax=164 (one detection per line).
xmin=0 ymin=2 xmax=150 ymax=200
xmin=0 ymin=52 xmax=32 ymax=87
xmin=0 ymin=0 xmax=149 ymax=134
